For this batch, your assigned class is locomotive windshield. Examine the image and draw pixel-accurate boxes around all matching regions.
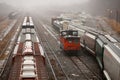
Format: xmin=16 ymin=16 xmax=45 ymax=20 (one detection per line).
xmin=73 ymin=31 xmax=78 ymax=36
xmin=61 ymin=31 xmax=67 ymax=36
xmin=61 ymin=30 xmax=78 ymax=36
xmin=67 ymin=30 xmax=78 ymax=36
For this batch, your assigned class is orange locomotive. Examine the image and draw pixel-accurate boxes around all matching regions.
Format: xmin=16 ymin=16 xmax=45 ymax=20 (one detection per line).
xmin=60 ymin=29 xmax=81 ymax=53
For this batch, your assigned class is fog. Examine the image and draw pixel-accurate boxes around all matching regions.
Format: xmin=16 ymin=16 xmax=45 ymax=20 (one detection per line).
xmin=0 ymin=0 xmax=89 ymax=9
xmin=0 ymin=0 xmax=119 ymax=16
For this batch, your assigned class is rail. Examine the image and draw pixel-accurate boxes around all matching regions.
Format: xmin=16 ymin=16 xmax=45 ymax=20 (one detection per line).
xmin=70 ymin=56 xmax=103 ymax=80
xmin=34 ymin=17 xmax=70 ymax=80
xmin=0 ymin=16 xmax=22 ymax=80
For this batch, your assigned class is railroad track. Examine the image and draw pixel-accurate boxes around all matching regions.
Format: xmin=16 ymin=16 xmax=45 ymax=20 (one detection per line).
xmin=34 ymin=18 xmax=83 ymax=80
xmin=32 ymin=15 xmax=103 ymax=80
xmin=33 ymin=16 xmax=70 ymax=80
xmin=0 ymin=15 xmax=23 ymax=80
xmin=43 ymin=18 xmax=103 ymax=80
xmin=80 ymin=49 xmax=104 ymax=79
xmin=70 ymin=55 xmax=103 ymax=80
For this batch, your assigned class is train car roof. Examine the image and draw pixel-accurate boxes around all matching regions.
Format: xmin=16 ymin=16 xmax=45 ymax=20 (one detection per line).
xmin=86 ymin=30 xmax=99 ymax=37
xmin=114 ymin=43 xmax=120 ymax=49
xmin=105 ymin=35 xmax=118 ymax=43
xmin=105 ymin=43 xmax=120 ymax=61
xmin=97 ymin=35 xmax=110 ymax=44
xmin=85 ymin=32 xmax=96 ymax=39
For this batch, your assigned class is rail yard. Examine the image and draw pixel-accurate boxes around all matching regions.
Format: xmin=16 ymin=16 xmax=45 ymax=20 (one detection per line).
xmin=0 ymin=8 xmax=120 ymax=80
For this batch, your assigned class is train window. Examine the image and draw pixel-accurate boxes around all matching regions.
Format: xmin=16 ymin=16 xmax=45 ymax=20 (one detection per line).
xmin=61 ymin=32 xmax=67 ymax=36
xmin=73 ymin=31 xmax=78 ymax=36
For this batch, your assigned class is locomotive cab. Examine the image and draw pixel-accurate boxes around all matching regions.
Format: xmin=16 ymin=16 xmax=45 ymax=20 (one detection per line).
xmin=60 ymin=29 xmax=78 ymax=36
xmin=60 ymin=30 xmax=80 ymax=53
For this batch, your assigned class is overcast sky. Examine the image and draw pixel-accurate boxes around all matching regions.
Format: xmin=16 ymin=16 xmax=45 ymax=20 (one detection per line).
xmin=0 ymin=0 xmax=119 ymax=16
xmin=0 ymin=0 xmax=90 ymax=8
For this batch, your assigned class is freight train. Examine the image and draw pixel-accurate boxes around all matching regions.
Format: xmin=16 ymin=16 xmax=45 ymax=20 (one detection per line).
xmin=79 ymin=30 xmax=120 ymax=80
xmin=52 ymin=17 xmax=81 ymax=52
xmin=52 ymin=17 xmax=120 ymax=80
xmin=52 ymin=17 xmax=70 ymax=31
xmin=9 ymin=17 xmax=47 ymax=80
